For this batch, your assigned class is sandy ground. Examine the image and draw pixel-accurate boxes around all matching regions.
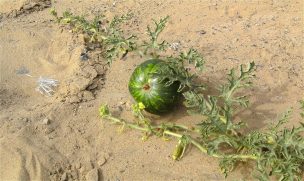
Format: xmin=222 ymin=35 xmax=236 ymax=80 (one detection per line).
xmin=0 ymin=0 xmax=303 ymax=180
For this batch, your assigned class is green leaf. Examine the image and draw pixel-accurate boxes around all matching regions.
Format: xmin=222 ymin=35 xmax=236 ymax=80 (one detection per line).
xmin=179 ymin=48 xmax=205 ymax=72
xmin=300 ymin=100 xmax=304 ymax=118
xmin=219 ymin=157 xmax=237 ymax=178
xmin=141 ymin=16 xmax=169 ymax=57
xmin=51 ymin=9 xmax=137 ymax=64
xmin=99 ymin=105 xmax=110 ymax=117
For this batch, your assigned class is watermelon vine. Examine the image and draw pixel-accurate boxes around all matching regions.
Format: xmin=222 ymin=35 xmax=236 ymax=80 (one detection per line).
xmin=52 ymin=10 xmax=304 ymax=180
xmin=100 ymin=16 xmax=304 ymax=180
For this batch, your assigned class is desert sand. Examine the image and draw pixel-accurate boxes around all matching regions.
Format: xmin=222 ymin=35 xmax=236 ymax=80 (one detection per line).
xmin=0 ymin=0 xmax=303 ymax=180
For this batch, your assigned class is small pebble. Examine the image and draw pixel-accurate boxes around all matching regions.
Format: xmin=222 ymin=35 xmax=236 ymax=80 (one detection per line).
xmin=42 ymin=118 xmax=50 ymax=125
xmin=23 ymin=118 xmax=29 ymax=122
xmin=198 ymin=30 xmax=206 ymax=35
xmin=45 ymin=127 xmax=55 ymax=134
xmin=119 ymin=101 xmax=126 ymax=106
xmin=98 ymin=156 xmax=107 ymax=167
xmin=75 ymin=162 xmax=81 ymax=169
xmin=80 ymin=53 xmax=89 ymax=61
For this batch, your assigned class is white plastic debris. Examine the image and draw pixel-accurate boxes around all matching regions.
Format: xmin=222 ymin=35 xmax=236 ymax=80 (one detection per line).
xmin=16 ymin=66 xmax=59 ymax=97
xmin=36 ymin=76 xmax=59 ymax=96
xmin=170 ymin=42 xmax=180 ymax=51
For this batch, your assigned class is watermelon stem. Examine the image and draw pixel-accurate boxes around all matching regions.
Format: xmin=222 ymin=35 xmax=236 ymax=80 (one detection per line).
xmin=101 ymin=114 xmax=258 ymax=161
xmin=143 ymin=84 xmax=150 ymax=90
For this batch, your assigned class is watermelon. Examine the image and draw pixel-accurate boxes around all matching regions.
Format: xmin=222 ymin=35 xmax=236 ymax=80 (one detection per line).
xmin=128 ymin=59 xmax=180 ymax=114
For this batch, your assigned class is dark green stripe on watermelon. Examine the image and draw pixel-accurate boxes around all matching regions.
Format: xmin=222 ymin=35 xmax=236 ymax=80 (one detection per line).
xmin=128 ymin=59 xmax=180 ymax=114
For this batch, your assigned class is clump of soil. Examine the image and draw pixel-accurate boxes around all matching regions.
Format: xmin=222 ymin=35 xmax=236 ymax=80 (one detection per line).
xmin=57 ymin=51 xmax=108 ymax=103
xmin=0 ymin=0 xmax=51 ymax=19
